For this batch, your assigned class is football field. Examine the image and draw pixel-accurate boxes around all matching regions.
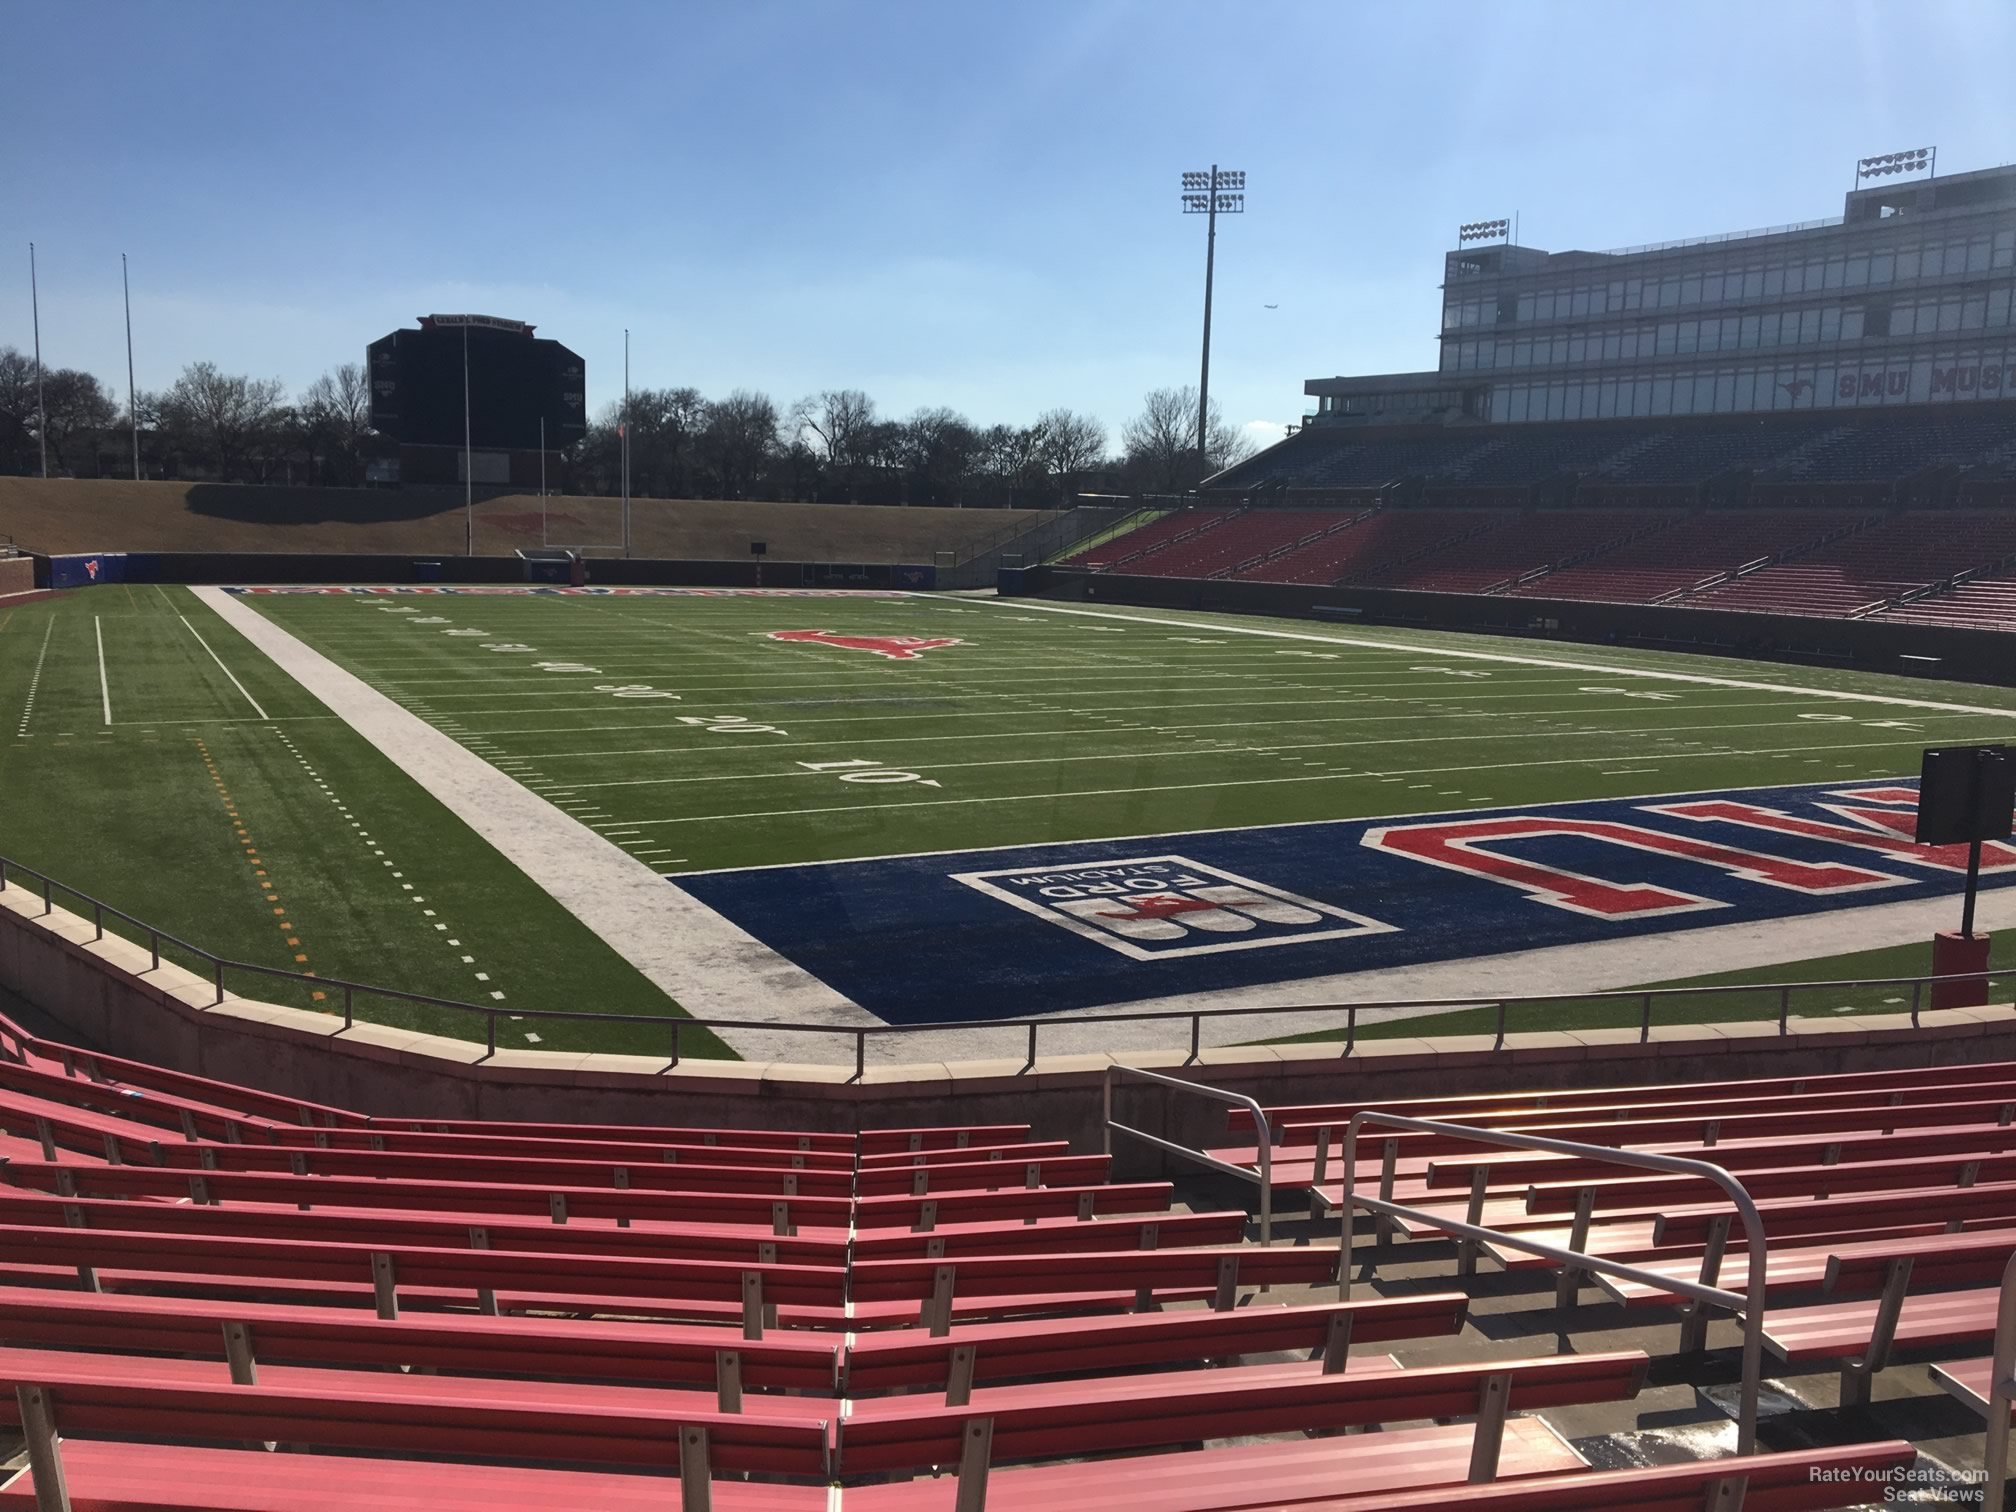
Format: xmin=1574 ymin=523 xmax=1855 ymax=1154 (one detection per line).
xmin=3 ymin=583 xmax=2015 ymax=1058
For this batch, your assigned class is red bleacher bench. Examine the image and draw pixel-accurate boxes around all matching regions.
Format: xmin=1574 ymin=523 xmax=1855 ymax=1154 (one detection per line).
xmin=0 ymin=1223 xmax=847 ymax=1316
xmin=837 ymin=1350 xmax=1650 ymax=1478
xmin=1767 ymin=1285 xmax=1998 ymax=1405
xmin=0 ymin=1157 xmax=857 ymax=1233
xmin=0 ymin=1440 xmax=827 ymax=1511
xmin=0 ymin=1346 xmax=832 ymax=1501
xmin=842 ymin=1294 xmax=1467 ymax=1395
xmin=0 ymin=1283 xmax=842 ymax=1393
xmin=847 ymin=1243 xmax=1343 ymax=1331
xmin=0 ymin=1187 xmax=851 ymax=1268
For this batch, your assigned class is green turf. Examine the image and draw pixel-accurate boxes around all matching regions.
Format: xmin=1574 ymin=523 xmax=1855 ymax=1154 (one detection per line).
xmin=5 ymin=584 xmax=2015 ymax=1059
xmin=237 ymin=589 xmax=2016 ymax=874
xmin=0 ymin=587 xmax=719 ymax=1057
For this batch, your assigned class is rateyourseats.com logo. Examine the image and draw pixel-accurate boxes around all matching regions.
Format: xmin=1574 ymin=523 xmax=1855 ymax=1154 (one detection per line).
xmin=950 ymin=856 xmax=1395 ymax=961
xmin=1810 ymin=1463 xmax=1985 ymax=1503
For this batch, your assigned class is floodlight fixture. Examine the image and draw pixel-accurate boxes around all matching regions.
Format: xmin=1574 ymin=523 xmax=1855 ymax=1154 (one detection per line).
xmin=1178 ymin=165 xmax=1248 ymax=488
xmin=1856 ymin=146 xmax=1935 ymax=182
xmin=1458 ymin=218 xmax=1510 ymax=243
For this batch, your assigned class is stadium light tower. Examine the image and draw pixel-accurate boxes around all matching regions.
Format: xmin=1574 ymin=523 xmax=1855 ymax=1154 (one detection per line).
xmin=1182 ymin=166 xmax=1244 ymax=487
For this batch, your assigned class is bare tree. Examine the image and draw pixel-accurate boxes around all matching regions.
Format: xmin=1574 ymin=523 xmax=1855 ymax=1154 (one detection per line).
xmin=1121 ymin=385 xmax=1250 ymax=493
xmin=157 ymin=362 xmax=286 ymax=480
xmin=1035 ymin=407 xmax=1106 ymax=501
xmin=789 ymin=389 xmax=879 ymax=501
xmin=622 ymin=386 xmax=707 ymax=496
xmin=791 ymin=389 xmax=876 ymax=466
xmin=894 ymin=407 xmax=980 ymax=506
xmin=0 ymin=348 xmax=40 ymax=474
xmin=297 ymin=363 xmax=374 ymax=485
xmin=978 ymin=422 xmax=1046 ymax=487
xmin=34 ymin=369 xmax=119 ymax=474
xmin=697 ymin=390 xmax=780 ymax=498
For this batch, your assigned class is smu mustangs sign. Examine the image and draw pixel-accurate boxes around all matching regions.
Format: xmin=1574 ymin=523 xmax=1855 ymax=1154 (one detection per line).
xmin=676 ymin=778 xmax=2016 ymax=1026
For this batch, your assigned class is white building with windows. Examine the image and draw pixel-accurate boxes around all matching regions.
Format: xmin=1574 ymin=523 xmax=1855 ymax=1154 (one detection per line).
xmin=1307 ymin=161 xmax=2016 ymax=426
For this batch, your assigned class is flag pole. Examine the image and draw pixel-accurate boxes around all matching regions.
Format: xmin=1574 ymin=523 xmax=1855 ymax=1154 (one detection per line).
xmin=30 ymin=243 xmax=46 ymax=479
xmin=621 ymin=328 xmax=631 ymax=558
xmin=462 ymin=322 xmax=473 ymax=556
xmin=122 ymin=253 xmax=139 ymax=480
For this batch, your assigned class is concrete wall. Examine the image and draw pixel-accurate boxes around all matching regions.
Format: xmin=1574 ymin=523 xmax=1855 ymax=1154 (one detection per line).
xmin=1046 ymin=567 xmax=2016 ymax=687
xmin=8 ymin=885 xmax=2016 ymax=1178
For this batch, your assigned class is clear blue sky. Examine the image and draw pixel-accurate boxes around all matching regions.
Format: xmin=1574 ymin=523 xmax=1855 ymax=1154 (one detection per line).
xmin=4 ymin=0 xmax=2011 ymax=450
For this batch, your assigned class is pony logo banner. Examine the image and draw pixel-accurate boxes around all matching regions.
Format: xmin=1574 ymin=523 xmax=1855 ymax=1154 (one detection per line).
xmin=949 ymin=856 xmax=1394 ymax=960
xmin=767 ymin=629 xmax=964 ymax=660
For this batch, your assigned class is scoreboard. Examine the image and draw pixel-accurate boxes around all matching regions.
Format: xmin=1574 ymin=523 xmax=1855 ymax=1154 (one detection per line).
xmin=367 ymin=315 xmax=586 ymax=451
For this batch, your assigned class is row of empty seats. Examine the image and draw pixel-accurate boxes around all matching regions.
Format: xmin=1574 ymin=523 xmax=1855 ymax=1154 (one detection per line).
xmin=1213 ymin=401 xmax=2016 ymax=494
xmin=1369 ymin=511 xmax=1679 ymax=595
xmin=0 ymin=1009 xmax=1929 ymax=1509
xmin=1069 ymin=503 xmax=2016 ymax=624
xmin=1508 ymin=508 xmax=1863 ymax=603
xmin=1879 ymin=569 xmax=2016 ymax=630
xmin=1689 ymin=508 xmax=2016 ymax=618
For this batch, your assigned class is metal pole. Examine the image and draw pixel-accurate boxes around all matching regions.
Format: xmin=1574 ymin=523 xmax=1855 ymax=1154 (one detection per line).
xmin=122 ymin=254 xmax=138 ymax=480
xmin=462 ymin=324 xmax=474 ymax=556
xmin=1196 ymin=166 xmax=1217 ymax=489
xmin=30 ymin=243 xmax=46 ymax=479
xmin=1963 ymin=837 xmax=1984 ymax=938
xmin=621 ymin=328 xmax=631 ymax=558
xmin=540 ymin=414 xmax=547 ymax=547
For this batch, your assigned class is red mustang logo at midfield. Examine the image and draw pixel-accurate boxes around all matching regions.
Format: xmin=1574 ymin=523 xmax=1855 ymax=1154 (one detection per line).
xmin=766 ymin=630 xmax=964 ymax=661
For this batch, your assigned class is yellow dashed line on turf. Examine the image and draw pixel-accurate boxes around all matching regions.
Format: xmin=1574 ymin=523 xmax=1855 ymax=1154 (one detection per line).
xmin=265 ymin=730 xmax=515 ymax=1028
xmin=193 ymin=735 xmax=328 ymax=1005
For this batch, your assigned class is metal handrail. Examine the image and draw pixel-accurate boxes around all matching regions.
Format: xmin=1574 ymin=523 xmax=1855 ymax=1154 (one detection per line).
xmin=1335 ymin=1111 xmax=1769 ymax=1454
xmin=1103 ymin=1065 xmax=1273 ymax=1244
xmin=0 ymin=851 xmax=2006 ymax=1073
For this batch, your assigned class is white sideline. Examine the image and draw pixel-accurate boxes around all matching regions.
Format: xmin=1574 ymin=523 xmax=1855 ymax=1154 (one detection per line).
xmin=978 ymin=598 xmax=2016 ymax=717
xmin=188 ymin=586 xmax=877 ymax=1062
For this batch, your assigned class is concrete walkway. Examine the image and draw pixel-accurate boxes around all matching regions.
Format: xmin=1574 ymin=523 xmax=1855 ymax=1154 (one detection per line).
xmin=190 ymin=586 xmax=877 ymax=1064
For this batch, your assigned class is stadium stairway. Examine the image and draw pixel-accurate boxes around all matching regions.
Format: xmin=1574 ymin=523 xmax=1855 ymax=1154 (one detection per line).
xmin=0 ymin=1006 xmax=1926 ymax=1510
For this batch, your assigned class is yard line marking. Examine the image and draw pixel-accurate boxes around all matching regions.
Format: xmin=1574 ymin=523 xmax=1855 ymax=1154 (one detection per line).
xmin=548 ymin=708 xmax=2007 ymax=793
xmin=178 ymin=615 xmax=271 ymax=720
xmin=16 ymin=617 xmax=55 ymax=736
xmin=639 ymin=727 xmax=2016 ymax=835
xmin=94 ymin=617 xmax=113 ymax=726
xmin=983 ymin=599 xmax=2016 ymax=718
xmin=505 ymin=695 xmax=1839 ymax=766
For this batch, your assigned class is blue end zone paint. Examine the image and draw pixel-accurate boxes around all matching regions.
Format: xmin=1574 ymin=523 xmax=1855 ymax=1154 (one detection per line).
xmin=675 ymin=779 xmax=2016 ymax=1025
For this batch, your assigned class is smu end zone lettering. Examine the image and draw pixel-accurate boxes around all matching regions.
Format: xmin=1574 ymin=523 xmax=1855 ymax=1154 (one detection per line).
xmin=1361 ymin=814 xmax=1902 ymax=919
xmin=1652 ymin=788 xmax=2016 ymax=875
